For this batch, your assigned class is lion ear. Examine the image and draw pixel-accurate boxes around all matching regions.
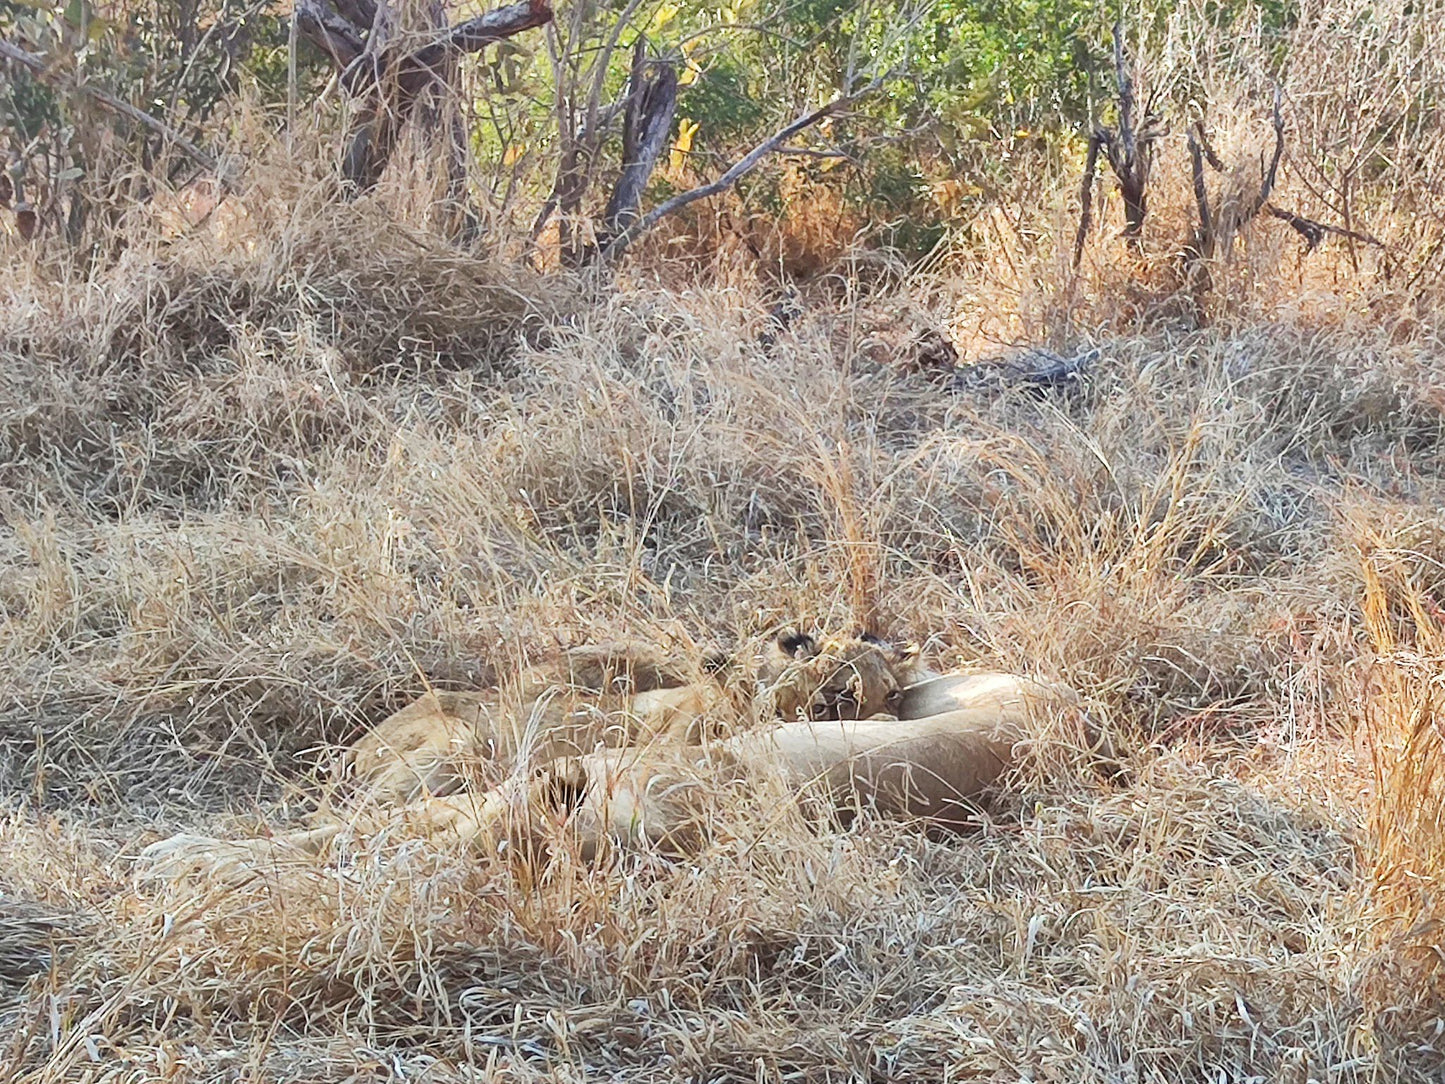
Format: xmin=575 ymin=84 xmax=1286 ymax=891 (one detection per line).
xmin=860 ymin=630 xmax=915 ymax=665
xmin=776 ymin=630 xmax=819 ymax=659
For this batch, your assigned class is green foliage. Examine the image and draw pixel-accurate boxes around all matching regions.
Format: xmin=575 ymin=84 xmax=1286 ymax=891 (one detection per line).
xmin=1 ymin=0 xmax=1303 ymax=263
xmin=0 ymin=0 xmax=304 ymax=239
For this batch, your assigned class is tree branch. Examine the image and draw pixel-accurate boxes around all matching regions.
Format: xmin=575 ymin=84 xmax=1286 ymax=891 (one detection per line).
xmin=294 ymin=0 xmax=365 ymax=68
xmin=301 ymin=0 xmax=551 ymax=94
xmin=600 ymin=80 xmax=881 ymax=263
xmin=1194 ymin=122 xmax=1226 ymax=172
xmin=525 ymin=97 xmax=626 ymax=258
xmin=1113 ymin=22 xmax=1137 ymax=169
xmin=1187 ymin=126 xmax=1213 ymax=258
xmin=1247 ymin=87 xmax=1285 ymax=219
xmin=1265 ymin=203 xmax=1387 ymax=252
xmin=424 ymin=0 xmax=553 ymax=64
xmin=1073 ymin=131 xmax=1101 ymax=269
xmin=1096 ymin=21 xmax=1157 ymax=244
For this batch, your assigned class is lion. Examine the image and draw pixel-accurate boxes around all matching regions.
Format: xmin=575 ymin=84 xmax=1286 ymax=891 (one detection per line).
xmin=456 ymin=667 xmax=1100 ymax=858
xmin=338 ymin=630 xmax=917 ymax=810
xmin=135 ymin=633 xmax=1119 ymax=882
xmin=335 ymin=641 xmax=733 ymax=809
xmin=753 ymin=630 xmax=914 ymax=722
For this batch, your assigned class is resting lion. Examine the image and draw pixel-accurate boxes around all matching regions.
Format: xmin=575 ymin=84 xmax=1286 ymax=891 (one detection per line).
xmin=403 ymin=666 xmax=1106 ymax=859
xmin=138 ymin=638 xmax=1114 ymax=881
xmin=336 ymin=630 xmax=915 ymax=809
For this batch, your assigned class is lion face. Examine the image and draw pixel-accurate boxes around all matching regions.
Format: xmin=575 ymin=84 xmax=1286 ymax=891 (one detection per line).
xmin=757 ymin=630 xmax=907 ymax=722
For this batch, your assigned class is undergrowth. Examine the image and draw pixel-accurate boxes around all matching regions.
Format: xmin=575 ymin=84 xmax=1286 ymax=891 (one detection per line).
xmin=4 ymin=1 xmax=1445 ymax=1079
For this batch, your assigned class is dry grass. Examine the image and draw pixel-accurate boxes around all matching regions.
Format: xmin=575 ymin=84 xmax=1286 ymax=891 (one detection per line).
xmin=5 ymin=0 xmax=1445 ymax=1078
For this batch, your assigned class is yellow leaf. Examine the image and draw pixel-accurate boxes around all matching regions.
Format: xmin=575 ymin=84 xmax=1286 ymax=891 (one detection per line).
xmin=670 ymin=118 xmax=699 ymax=174
xmin=678 ymin=40 xmax=703 ymax=86
xmin=503 ymin=143 xmax=524 ymax=167
xmin=650 ymin=3 xmax=678 ymax=31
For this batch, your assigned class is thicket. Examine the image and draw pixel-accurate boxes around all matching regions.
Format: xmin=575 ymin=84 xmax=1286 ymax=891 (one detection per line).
xmin=1 ymin=0 xmax=1301 ymax=263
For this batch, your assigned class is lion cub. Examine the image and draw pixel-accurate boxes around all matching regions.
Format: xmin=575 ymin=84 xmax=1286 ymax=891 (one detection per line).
xmin=339 ymin=642 xmax=730 ymax=808
xmin=754 ymin=630 xmax=913 ymax=722
xmin=339 ymin=629 xmax=917 ymax=808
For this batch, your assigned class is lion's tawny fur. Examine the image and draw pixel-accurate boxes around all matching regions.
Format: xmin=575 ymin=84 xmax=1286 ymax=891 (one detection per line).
xmin=136 ymin=635 xmax=1111 ymax=883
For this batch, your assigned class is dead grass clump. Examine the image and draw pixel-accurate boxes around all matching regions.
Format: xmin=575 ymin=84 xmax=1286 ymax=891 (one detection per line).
xmin=1353 ymin=534 xmax=1445 ymax=1037
xmin=11 ymin=8 xmax=1445 ymax=1061
xmin=0 ymin=199 xmax=567 ymax=514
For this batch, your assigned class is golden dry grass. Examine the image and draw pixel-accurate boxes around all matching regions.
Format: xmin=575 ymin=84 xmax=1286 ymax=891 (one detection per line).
xmin=5 ymin=1 xmax=1445 ymax=1078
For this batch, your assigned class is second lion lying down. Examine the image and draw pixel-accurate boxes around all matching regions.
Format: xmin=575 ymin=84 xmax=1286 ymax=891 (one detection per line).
xmin=140 ymin=632 xmax=1116 ymax=877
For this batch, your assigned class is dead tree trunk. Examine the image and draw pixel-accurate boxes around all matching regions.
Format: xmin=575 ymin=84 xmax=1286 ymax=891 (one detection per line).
xmin=591 ymin=39 xmax=678 ymax=259
xmin=1104 ymin=23 xmax=1149 ymax=243
xmin=295 ymin=0 xmax=552 ymax=196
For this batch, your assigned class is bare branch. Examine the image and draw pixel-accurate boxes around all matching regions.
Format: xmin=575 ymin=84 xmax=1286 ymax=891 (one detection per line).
xmin=1248 ymin=87 xmax=1285 ymax=219
xmin=1113 ymin=22 xmax=1137 ymax=168
xmin=303 ymin=0 xmax=551 ymax=92
xmin=585 ymin=0 xmax=648 ymax=137
xmin=600 ymin=80 xmax=881 ymax=263
xmin=1187 ymin=127 xmax=1213 ymax=258
xmin=1073 ymin=132 xmax=1102 ymax=269
xmin=1096 ymin=22 xmax=1156 ymax=244
xmin=433 ymin=0 xmax=553 ymax=59
xmin=295 ymin=0 xmax=366 ymax=68
xmin=1265 ymin=203 xmax=1387 ymax=252
xmin=0 ymin=37 xmax=220 ymax=177
xmin=1194 ymin=123 xmax=1227 ymax=172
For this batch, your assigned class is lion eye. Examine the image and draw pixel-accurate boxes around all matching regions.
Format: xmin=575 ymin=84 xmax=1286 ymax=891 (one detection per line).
xmin=885 ymin=689 xmax=902 ymax=707
xmin=810 ymin=701 xmax=834 ymax=720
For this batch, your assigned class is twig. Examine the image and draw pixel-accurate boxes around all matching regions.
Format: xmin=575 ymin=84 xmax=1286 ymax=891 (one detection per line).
xmin=1187 ymin=127 xmax=1212 ymax=258
xmin=1073 ymin=132 xmax=1102 ymax=269
xmin=1265 ymin=203 xmax=1387 ymax=252
xmin=0 ymin=37 xmax=220 ymax=177
xmin=1247 ymin=88 xmax=1285 ymax=219
xmin=600 ymin=80 xmax=882 ymax=263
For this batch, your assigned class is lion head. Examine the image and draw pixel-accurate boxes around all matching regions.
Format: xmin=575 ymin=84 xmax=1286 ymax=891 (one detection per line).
xmin=756 ymin=630 xmax=910 ymax=722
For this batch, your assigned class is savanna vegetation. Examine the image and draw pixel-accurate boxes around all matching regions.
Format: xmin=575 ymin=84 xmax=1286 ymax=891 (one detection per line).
xmin=3 ymin=0 xmax=1445 ymax=1079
